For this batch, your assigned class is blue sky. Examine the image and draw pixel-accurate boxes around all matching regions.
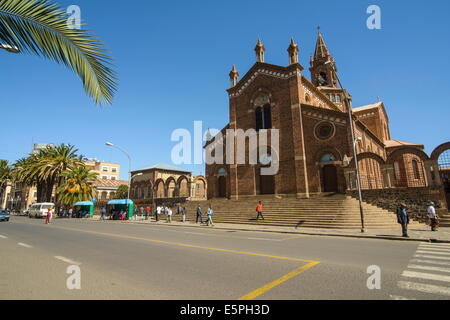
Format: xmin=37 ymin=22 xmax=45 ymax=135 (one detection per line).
xmin=1 ymin=0 xmax=449 ymax=180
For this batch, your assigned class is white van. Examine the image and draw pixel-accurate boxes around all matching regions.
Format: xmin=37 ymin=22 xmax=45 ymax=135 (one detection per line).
xmin=29 ymin=203 xmax=55 ymax=219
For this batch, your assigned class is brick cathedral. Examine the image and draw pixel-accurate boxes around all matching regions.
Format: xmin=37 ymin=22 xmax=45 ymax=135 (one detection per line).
xmin=205 ymin=31 xmax=449 ymax=204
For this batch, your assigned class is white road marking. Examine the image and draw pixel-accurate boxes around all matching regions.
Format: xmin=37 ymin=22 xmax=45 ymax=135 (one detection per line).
xmin=54 ymin=256 xmax=81 ymax=266
xmin=416 ymin=250 xmax=450 ymax=256
xmin=17 ymin=243 xmax=33 ymax=249
xmin=398 ymin=281 xmax=450 ymax=296
xmin=419 ymin=246 xmax=450 ymax=252
xmin=414 ymin=254 xmax=450 ymax=261
xmin=0 ymin=235 xmax=7 ymax=239
xmin=247 ymin=237 xmax=281 ymax=241
xmin=402 ymin=270 xmax=450 ymax=283
xmin=411 ymin=259 xmax=450 ymax=267
xmin=408 ymin=264 xmax=450 ymax=274
xmin=420 ymin=243 xmax=450 ymax=248
xmin=390 ymin=295 xmax=416 ymax=301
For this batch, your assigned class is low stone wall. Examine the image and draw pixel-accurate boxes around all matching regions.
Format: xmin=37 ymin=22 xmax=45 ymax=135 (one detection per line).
xmin=347 ymin=187 xmax=448 ymax=222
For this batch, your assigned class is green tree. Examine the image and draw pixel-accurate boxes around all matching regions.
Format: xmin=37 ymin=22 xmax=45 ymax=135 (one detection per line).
xmin=57 ymin=165 xmax=98 ymax=206
xmin=11 ymin=144 xmax=83 ymax=203
xmin=0 ymin=0 xmax=117 ymax=105
xmin=114 ymin=185 xmax=129 ymax=200
xmin=0 ymin=160 xmax=12 ymax=204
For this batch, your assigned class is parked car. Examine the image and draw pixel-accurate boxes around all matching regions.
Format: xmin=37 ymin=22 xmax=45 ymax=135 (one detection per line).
xmin=0 ymin=210 xmax=10 ymax=222
xmin=28 ymin=203 xmax=55 ymax=219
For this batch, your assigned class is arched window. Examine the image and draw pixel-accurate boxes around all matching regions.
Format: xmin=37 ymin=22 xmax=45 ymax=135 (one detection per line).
xmin=255 ymin=107 xmax=263 ymax=131
xmin=255 ymin=105 xmax=272 ymax=131
xmin=412 ymin=160 xmax=421 ymax=180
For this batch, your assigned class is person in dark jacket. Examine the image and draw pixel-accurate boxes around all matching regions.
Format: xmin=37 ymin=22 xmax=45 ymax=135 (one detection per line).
xmin=397 ymin=203 xmax=410 ymax=238
xmin=196 ymin=206 xmax=203 ymax=224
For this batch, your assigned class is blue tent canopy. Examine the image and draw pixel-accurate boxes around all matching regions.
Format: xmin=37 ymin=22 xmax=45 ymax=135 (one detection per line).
xmin=108 ymin=199 xmax=134 ymax=205
xmin=75 ymin=201 xmax=94 ymax=206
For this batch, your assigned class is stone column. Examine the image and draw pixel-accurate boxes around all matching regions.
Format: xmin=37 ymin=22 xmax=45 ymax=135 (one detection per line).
xmin=431 ymin=161 xmax=442 ymax=186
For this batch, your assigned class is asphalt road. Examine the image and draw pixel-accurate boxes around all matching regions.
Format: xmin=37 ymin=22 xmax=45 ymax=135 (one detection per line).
xmin=1 ymin=216 xmax=450 ymax=300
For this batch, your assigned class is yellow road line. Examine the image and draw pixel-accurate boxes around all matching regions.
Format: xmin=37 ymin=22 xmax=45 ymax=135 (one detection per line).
xmin=239 ymin=261 xmax=320 ymax=300
xmin=13 ymin=220 xmax=320 ymax=299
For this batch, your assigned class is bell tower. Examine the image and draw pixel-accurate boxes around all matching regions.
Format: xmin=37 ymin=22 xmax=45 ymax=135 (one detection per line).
xmin=309 ymin=28 xmax=338 ymax=88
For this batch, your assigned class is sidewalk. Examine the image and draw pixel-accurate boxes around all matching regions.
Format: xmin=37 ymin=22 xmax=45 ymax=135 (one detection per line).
xmin=100 ymin=215 xmax=450 ymax=244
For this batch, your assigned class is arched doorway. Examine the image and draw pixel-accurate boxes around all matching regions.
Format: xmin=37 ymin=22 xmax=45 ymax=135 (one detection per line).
xmin=323 ymin=165 xmax=338 ymax=193
xmin=218 ymin=176 xmax=227 ymax=198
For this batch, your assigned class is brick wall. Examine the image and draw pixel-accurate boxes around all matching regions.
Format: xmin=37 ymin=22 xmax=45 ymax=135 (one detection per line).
xmin=347 ymin=187 xmax=448 ymax=222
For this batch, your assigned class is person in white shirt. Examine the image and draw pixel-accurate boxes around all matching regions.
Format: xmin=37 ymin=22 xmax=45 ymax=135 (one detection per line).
xmin=156 ymin=206 xmax=161 ymax=222
xmin=427 ymin=202 xmax=439 ymax=231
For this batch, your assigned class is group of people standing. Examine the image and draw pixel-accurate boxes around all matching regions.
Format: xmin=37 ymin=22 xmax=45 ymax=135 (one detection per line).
xmin=397 ymin=202 xmax=441 ymax=238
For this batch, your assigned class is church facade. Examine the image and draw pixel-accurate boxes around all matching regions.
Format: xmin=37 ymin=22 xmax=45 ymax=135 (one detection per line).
xmin=205 ymin=31 xmax=449 ymax=206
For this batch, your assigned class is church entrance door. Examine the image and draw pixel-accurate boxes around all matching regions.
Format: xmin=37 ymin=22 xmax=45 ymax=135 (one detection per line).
xmin=218 ymin=176 xmax=227 ymax=198
xmin=260 ymin=173 xmax=275 ymax=195
xmin=323 ymin=165 xmax=338 ymax=193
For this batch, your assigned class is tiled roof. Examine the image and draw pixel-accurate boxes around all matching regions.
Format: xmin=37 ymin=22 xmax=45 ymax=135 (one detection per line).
xmin=133 ymin=164 xmax=191 ymax=174
xmin=385 ymin=140 xmax=424 ymax=149
xmin=353 ymin=102 xmax=383 ymax=112
xmin=93 ymin=180 xmax=128 ymax=189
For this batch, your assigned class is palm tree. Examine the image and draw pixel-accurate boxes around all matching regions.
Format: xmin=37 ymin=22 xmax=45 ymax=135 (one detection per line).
xmin=11 ymin=144 xmax=84 ymax=203
xmin=57 ymin=165 xmax=98 ymax=206
xmin=0 ymin=160 xmax=12 ymax=207
xmin=0 ymin=0 xmax=117 ymax=105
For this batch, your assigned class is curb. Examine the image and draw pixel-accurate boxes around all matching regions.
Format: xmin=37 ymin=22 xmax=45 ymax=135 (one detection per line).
xmin=121 ymin=219 xmax=450 ymax=244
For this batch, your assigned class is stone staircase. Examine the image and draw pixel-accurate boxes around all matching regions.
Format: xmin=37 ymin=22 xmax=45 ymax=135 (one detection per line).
xmin=438 ymin=210 xmax=450 ymax=227
xmin=181 ymin=194 xmax=423 ymax=229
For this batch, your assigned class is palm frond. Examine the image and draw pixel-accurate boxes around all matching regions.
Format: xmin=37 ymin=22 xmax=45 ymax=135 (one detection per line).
xmin=0 ymin=0 xmax=117 ymax=105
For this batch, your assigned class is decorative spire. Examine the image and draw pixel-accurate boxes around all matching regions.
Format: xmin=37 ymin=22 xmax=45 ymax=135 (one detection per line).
xmin=314 ymin=28 xmax=331 ymax=61
xmin=254 ymin=38 xmax=265 ymax=63
xmin=287 ymin=38 xmax=299 ymax=65
xmin=229 ymin=65 xmax=239 ymax=88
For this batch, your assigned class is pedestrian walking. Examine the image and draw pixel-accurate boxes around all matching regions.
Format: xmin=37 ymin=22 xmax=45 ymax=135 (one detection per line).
xmin=134 ymin=206 xmax=139 ymax=220
xmin=181 ymin=207 xmax=187 ymax=223
xmin=145 ymin=205 xmax=151 ymax=220
xmin=256 ymin=201 xmax=265 ymax=221
xmin=100 ymin=207 xmax=106 ymax=221
xmin=45 ymin=207 xmax=53 ymax=225
xmin=206 ymin=206 xmax=214 ymax=226
xmin=397 ymin=203 xmax=410 ymax=238
xmin=68 ymin=207 xmax=73 ymax=219
xmin=196 ymin=206 xmax=203 ymax=224
xmin=140 ymin=206 xmax=145 ymax=220
xmin=167 ymin=207 xmax=173 ymax=223
xmin=428 ymin=202 xmax=439 ymax=232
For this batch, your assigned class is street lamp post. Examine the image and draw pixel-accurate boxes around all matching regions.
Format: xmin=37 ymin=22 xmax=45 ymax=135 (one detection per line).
xmin=325 ymin=61 xmax=366 ymax=233
xmin=0 ymin=44 xmax=20 ymax=53
xmin=105 ymin=142 xmax=133 ymax=210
